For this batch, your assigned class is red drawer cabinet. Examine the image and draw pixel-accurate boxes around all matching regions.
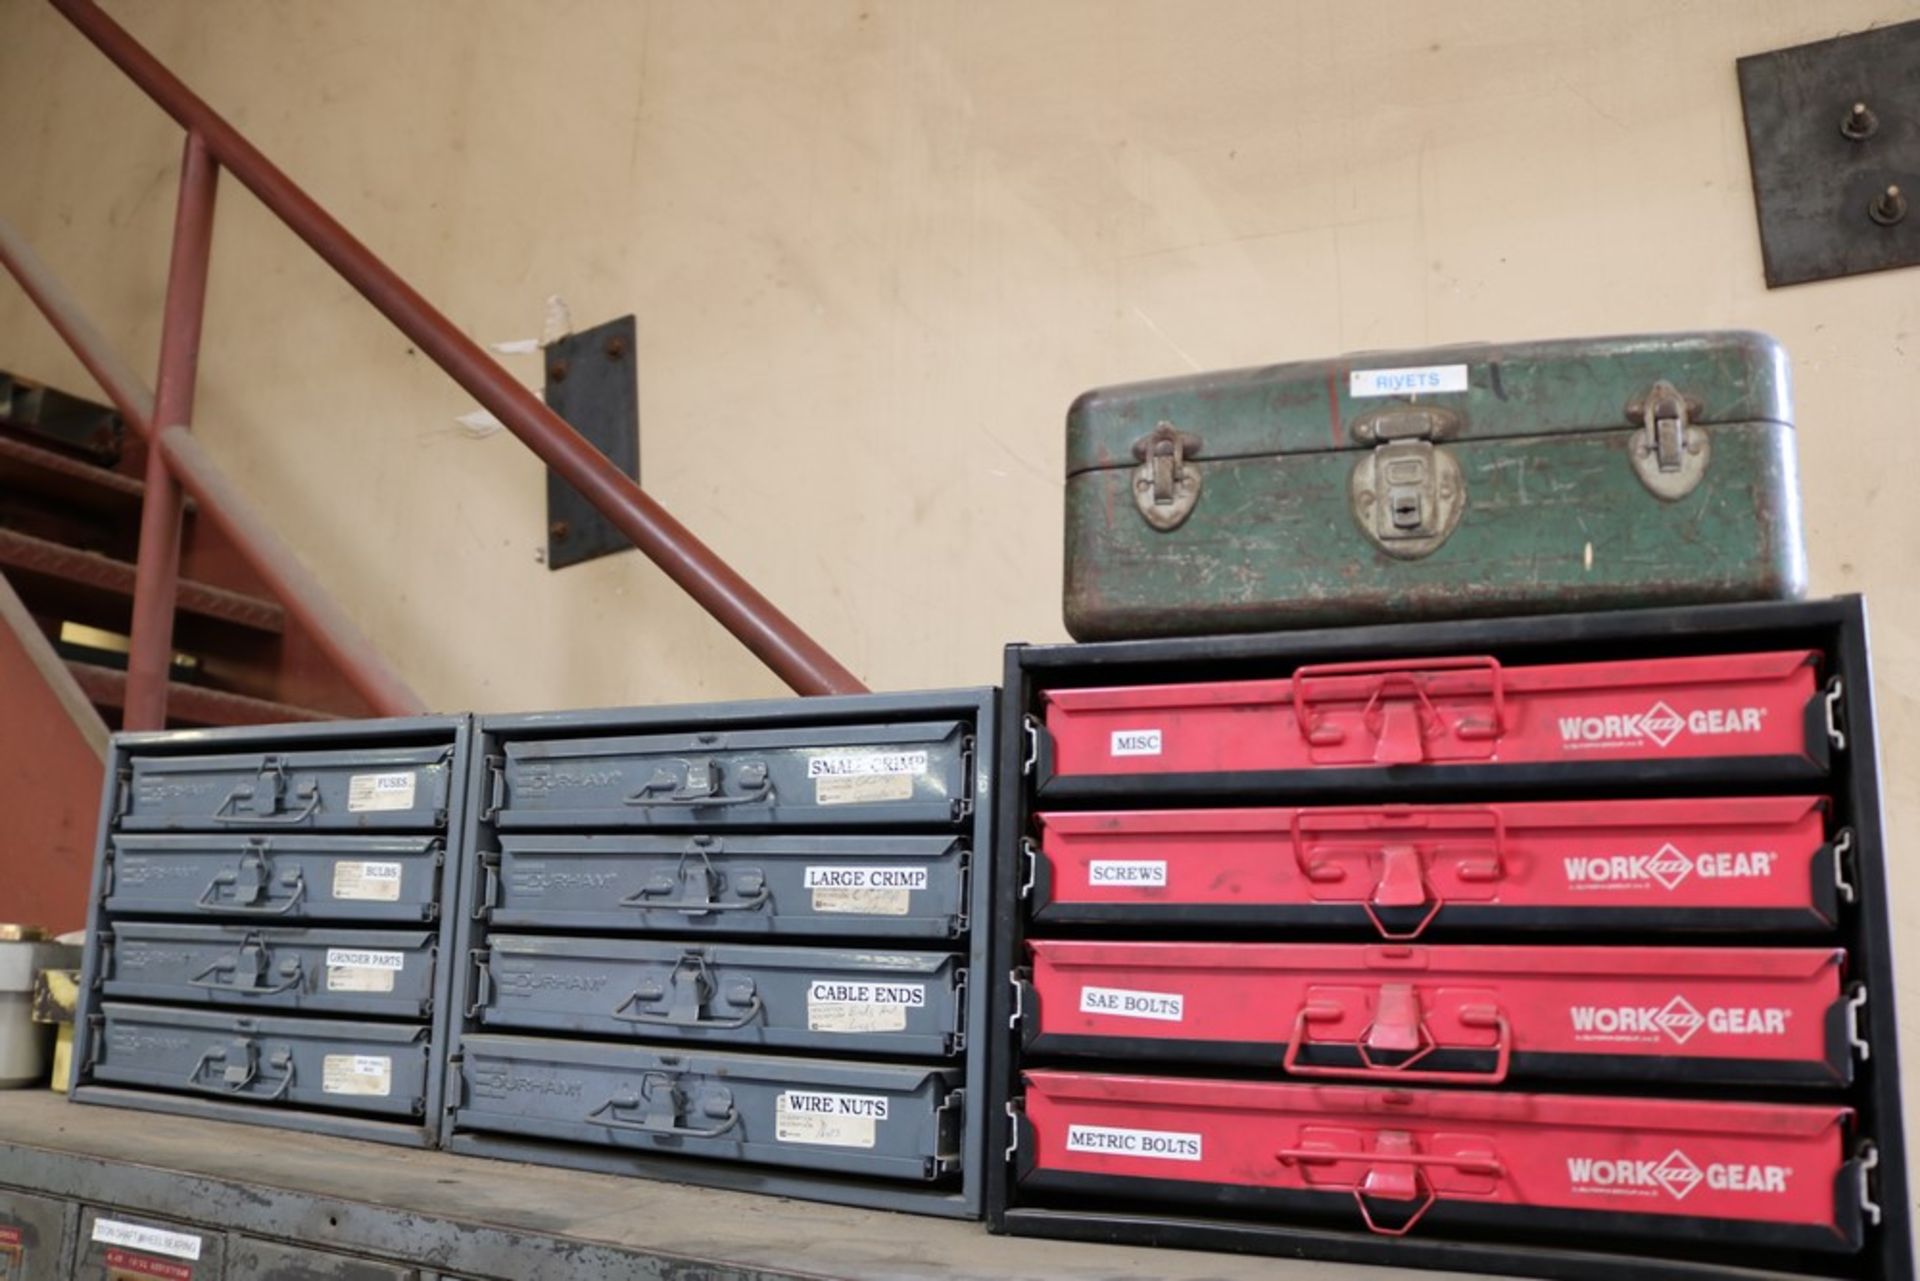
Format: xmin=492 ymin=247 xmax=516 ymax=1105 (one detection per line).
xmin=1030 ymin=796 xmax=1840 ymax=932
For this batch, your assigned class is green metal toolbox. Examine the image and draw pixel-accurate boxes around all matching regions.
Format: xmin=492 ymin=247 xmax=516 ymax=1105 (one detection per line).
xmin=1062 ymin=332 xmax=1806 ymax=640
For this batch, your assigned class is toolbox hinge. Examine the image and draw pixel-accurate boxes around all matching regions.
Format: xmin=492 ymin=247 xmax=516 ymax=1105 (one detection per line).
xmin=1858 ymin=1142 xmax=1883 ymax=1227
xmin=949 ymin=967 xmax=970 ymax=1055
xmin=113 ymin=768 xmax=133 ymax=822
xmin=1846 ymin=983 xmax=1871 ymax=1062
xmin=1005 ymin=1097 xmax=1025 ymax=1165
xmin=1130 ymin=421 xmax=1204 ymax=530
xmin=477 ymin=850 xmax=502 ymax=919
xmin=1008 ymin=968 xmax=1029 ymax=1032
xmin=1348 ymin=405 xmax=1465 ymax=559
xmin=467 ymin=950 xmax=492 ymax=1018
xmin=1824 ymin=677 xmax=1848 ymax=753
xmin=1832 ymin=828 xmax=1857 ymax=906
xmin=1017 ymin=838 xmax=1038 ymax=901
xmin=1021 ymin=716 xmax=1041 ymax=777
xmin=953 ymin=849 xmax=972 ymax=936
xmin=482 ymin=755 xmax=507 ymax=822
xmin=1626 ymin=379 xmax=1710 ymax=499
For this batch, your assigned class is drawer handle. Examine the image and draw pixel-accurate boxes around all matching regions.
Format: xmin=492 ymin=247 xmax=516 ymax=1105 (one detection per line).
xmin=186 ymin=1040 xmax=295 ymax=1101
xmin=1282 ymin=1000 xmax=1511 ymax=1085
xmin=624 ymin=760 xmax=773 ymax=809
xmin=210 ymin=783 xmax=323 ymax=826
xmin=1290 ymin=807 xmax=1506 ymax=940
xmin=610 ymin=954 xmax=764 ymax=1029
xmin=587 ymin=1075 xmax=739 ymax=1139
xmin=197 ymin=848 xmax=308 ymax=916
xmin=1277 ymin=1139 xmax=1503 ymax=1237
xmin=1291 ymin=657 xmax=1506 ymax=758
xmin=189 ymin=943 xmax=305 ymax=996
xmin=611 ymin=990 xmax=764 ymax=1029
xmin=622 ymin=844 xmax=770 ymax=915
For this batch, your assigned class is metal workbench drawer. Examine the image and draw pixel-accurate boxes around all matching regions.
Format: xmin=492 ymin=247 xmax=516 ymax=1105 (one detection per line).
xmin=228 ymin=1237 xmax=420 ymax=1280
xmin=492 ymin=721 xmax=973 ymax=829
xmin=121 ymin=745 xmax=455 ymax=831
xmin=455 ymin=1034 xmax=962 ymax=1182
xmin=105 ymin=834 xmax=445 ymax=923
xmin=473 ymin=938 xmax=965 ymax=1058
xmin=74 ymin=1207 xmax=222 ymax=1280
xmin=484 ymin=833 xmax=971 ymax=939
xmin=90 ymin=1003 xmax=431 ymax=1120
xmin=0 ymin=1187 xmax=74 ymax=1281
xmin=101 ymin=923 xmax=438 ymax=1020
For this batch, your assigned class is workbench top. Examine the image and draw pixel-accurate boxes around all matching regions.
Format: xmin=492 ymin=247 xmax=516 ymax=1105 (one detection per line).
xmin=0 ymin=1090 xmax=1448 ymax=1280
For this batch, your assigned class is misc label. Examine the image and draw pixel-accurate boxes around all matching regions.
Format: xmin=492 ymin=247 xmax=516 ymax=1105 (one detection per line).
xmin=90 ymin=1220 xmax=202 ymax=1262
xmin=775 ymin=1090 xmax=888 ymax=1148
xmin=1566 ymin=1151 xmax=1789 ymax=1201
xmin=331 ymin=861 xmax=403 ymax=902
xmin=805 ymin=865 xmax=926 ymax=916
xmin=807 ymin=980 xmax=926 ymax=1033
xmin=322 ymin=1053 xmax=392 ymax=1096
xmin=1108 ymin=729 xmax=1162 ymax=757
xmin=325 ymin=947 xmax=405 ymax=993
xmin=347 ymin=771 xmax=417 ymax=813
xmin=1080 ymin=985 xmax=1184 ymax=1021
xmin=1349 ymin=363 xmax=1470 ymax=397
xmin=1088 ymin=859 xmax=1168 ymax=888
xmin=1066 ymin=1124 xmax=1202 ymax=1161
xmin=1562 ymin=844 xmax=1779 ymax=893
xmin=104 ymin=1247 xmax=194 ymax=1280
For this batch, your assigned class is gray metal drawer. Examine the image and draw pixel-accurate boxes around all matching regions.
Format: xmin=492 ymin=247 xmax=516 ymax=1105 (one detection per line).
xmin=75 ymin=1206 xmax=223 ymax=1280
xmin=227 ymin=1238 xmax=417 ymax=1280
xmin=102 ymin=924 xmax=437 ymax=1019
xmin=493 ymin=721 xmax=973 ymax=829
xmin=91 ymin=1004 xmax=430 ymax=1120
xmin=456 ymin=1035 xmax=961 ymax=1182
xmin=474 ymin=939 xmax=965 ymax=1058
xmin=485 ymin=833 xmax=970 ymax=939
xmin=122 ymin=746 xmax=455 ymax=832
xmin=0 ymin=1188 xmax=73 ymax=1281
xmin=106 ymin=835 xmax=444 ymax=923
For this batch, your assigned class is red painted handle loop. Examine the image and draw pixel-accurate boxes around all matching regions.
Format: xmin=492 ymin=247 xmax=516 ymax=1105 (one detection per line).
xmin=1282 ymin=1004 xmax=1512 ymax=1085
xmin=1290 ymin=656 xmax=1507 ymax=748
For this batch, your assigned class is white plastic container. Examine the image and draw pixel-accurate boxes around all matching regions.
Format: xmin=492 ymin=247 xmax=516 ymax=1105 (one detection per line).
xmin=0 ymin=935 xmax=80 ymax=1087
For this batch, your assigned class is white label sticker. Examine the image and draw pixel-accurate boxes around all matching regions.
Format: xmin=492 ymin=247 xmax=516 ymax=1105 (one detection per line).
xmin=1108 ymin=729 xmax=1162 ymax=757
xmin=807 ymin=980 xmax=924 ymax=1033
xmin=775 ymin=1090 xmax=888 ymax=1148
xmin=347 ymin=771 xmax=417 ymax=813
xmin=1349 ymin=363 xmax=1470 ymax=397
xmin=331 ymin=861 xmax=403 ymax=902
xmin=90 ymin=1219 xmax=203 ymax=1261
xmin=325 ymin=948 xmax=404 ymax=993
xmin=322 ymin=1053 xmax=392 ymax=1096
xmin=815 ymin=774 xmax=915 ymax=806
xmin=1080 ymin=985 xmax=1185 ymax=1021
xmin=1088 ymin=860 xmax=1168 ymax=888
xmin=1066 ymin=1124 xmax=1203 ymax=1161
xmin=807 ymin=751 xmax=929 ymax=778
xmin=805 ymin=867 xmax=927 ymax=916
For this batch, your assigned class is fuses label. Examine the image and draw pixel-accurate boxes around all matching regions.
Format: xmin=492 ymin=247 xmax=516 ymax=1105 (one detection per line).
xmin=1080 ymin=985 xmax=1184 ymax=1021
xmin=347 ymin=771 xmax=417 ymax=812
xmin=1066 ymin=1124 xmax=1202 ymax=1161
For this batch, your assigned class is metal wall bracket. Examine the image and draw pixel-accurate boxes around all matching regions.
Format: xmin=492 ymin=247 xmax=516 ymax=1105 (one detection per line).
xmin=543 ymin=315 xmax=640 ymax=569
xmin=1738 ymin=20 xmax=1920 ymax=287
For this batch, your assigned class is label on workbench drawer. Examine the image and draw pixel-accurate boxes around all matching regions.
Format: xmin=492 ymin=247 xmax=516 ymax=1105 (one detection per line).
xmin=104 ymin=1247 xmax=194 ymax=1280
xmin=1087 ymin=859 xmax=1167 ymax=888
xmin=809 ymin=752 xmax=927 ymax=806
xmin=807 ymin=980 xmax=925 ymax=1032
xmin=775 ymin=1090 xmax=888 ymax=1148
xmin=347 ymin=771 xmax=417 ymax=813
xmin=325 ymin=947 xmax=404 ymax=992
xmin=806 ymin=865 xmax=927 ymax=915
xmin=90 ymin=1220 xmax=201 ymax=1261
xmin=332 ymin=861 xmax=403 ymax=902
xmin=1066 ymin=1124 xmax=1203 ymax=1161
xmin=322 ymin=1053 xmax=392 ymax=1096
xmin=1079 ymin=986 xmax=1184 ymax=1021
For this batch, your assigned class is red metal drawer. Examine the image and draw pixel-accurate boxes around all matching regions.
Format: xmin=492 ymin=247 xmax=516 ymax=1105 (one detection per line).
xmin=1029 ymin=797 xmax=1841 ymax=933
xmin=1016 ymin=1071 xmax=1867 ymax=1252
xmin=1022 ymin=941 xmax=1855 ymax=1087
xmin=1039 ymin=650 xmax=1826 ymax=779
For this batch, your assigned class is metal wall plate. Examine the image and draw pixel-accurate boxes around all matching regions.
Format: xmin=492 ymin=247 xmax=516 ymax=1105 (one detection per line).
xmin=1738 ymin=21 xmax=1920 ymax=287
xmin=543 ymin=315 xmax=639 ymax=570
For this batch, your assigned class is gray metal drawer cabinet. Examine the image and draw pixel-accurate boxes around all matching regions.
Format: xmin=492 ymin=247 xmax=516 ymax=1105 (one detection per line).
xmin=122 ymin=746 xmax=456 ymax=832
xmin=75 ymin=1206 xmax=223 ymax=1280
xmin=91 ymin=1003 xmax=431 ymax=1120
xmin=455 ymin=1034 xmax=961 ymax=1182
xmin=105 ymin=835 xmax=446 ymax=923
xmin=472 ymin=939 xmax=965 ymax=1058
xmin=483 ymin=833 xmax=971 ymax=939
xmin=491 ymin=721 xmax=973 ymax=829
xmin=102 ymin=923 xmax=438 ymax=1019
xmin=227 ymin=1237 xmax=418 ymax=1280
xmin=0 ymin=1188 xmax=74 ymax=1281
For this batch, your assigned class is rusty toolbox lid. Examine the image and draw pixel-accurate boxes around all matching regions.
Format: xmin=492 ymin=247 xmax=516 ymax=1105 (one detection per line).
xmin=1065 ymin=330 xmax=1792 ymax=476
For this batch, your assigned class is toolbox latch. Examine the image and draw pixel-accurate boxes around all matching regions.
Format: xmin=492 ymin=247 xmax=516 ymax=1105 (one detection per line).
xmin=1626 ymin=379 xmax=1710 ymax=500
xmin=1130 ymin=421 xmax=1204 ymax=531
xmin=1349 ymin=406 xmax=1465 ymax=559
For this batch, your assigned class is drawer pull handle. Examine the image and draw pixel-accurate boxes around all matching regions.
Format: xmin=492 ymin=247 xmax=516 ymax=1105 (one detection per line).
xmin=189 ymin=938 xmax=304 ymax=996
xmin=587 ymin=1075 xmax=739 ymax=1139
xmin=624 ymin=760 xmax=773 ymax=809
xmin=622 ymin=844 xmax=770 ymax=915
xmin=1278 ymin=1137 xmax=1503 ymax=1238
xmin=1282 ymin=1000 xmax=1511 ymax=1085
xmin=186 ymin=1039 xmax=295 ymax=1101
xmin=197 ymin=847 xmax=308 ymax=916
xmin=610 ymin=954 xmax=764 ymax=1029
xmin=1291 ymin=657 xmax=1506 ymax=762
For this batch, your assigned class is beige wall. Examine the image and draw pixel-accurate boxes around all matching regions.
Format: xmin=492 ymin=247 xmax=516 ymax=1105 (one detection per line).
xmin=4 ymin=0 xmax=1920 ymax=1153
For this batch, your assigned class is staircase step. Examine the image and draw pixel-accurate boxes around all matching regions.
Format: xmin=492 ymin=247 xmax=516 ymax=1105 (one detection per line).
xmin=0 ymin=527 xmax=283 ymax=634
xmin=0 ymin=432 xmax=148 ymax=518
xmin=65 ymin=660 xmax=336 ymax=727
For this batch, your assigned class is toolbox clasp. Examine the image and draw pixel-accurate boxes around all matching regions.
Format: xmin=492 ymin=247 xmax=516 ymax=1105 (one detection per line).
xmin=1130 ymin=421 xmax=1204 ymax=531
xmin=1349 ymin=405 xmax=1464 ymax=559
xmin=1626 ymin=379 xmax=1710 ymax=500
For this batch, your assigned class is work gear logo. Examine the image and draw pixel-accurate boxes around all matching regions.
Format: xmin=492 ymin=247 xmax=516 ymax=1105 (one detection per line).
xmin=1655 ymin=995 xmax=1706 ymax=1044
xmin=1649 ymin=843 xmax=1693 ymax=891
xmin=1641 ymin=701 xmax=1686 ymax=748
xmin=1654 ymin=1149 xmax=1706 ymax=1199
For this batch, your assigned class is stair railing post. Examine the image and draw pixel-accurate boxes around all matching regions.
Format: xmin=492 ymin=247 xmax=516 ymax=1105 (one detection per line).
xmin=124 ymin=131 xmax=218 ymax=731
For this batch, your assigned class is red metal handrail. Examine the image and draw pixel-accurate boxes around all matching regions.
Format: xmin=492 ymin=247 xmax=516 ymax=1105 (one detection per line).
xmin=47 ymin=0 xmax=865 ymax=701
